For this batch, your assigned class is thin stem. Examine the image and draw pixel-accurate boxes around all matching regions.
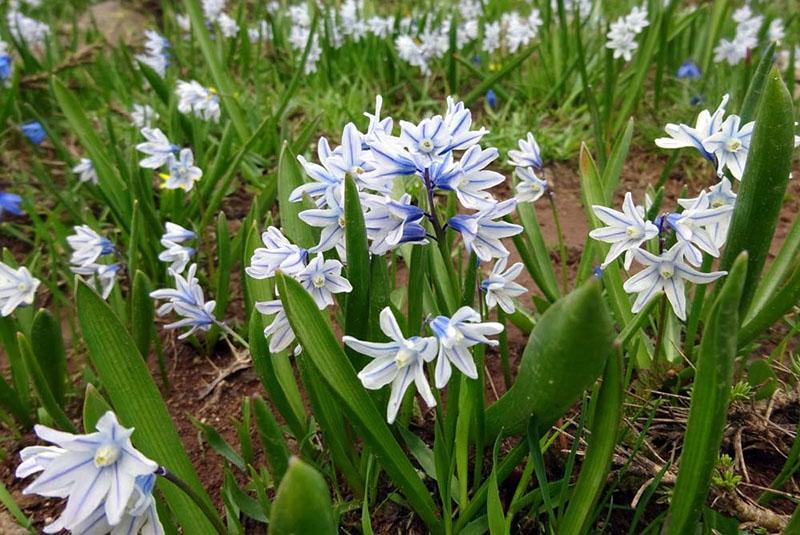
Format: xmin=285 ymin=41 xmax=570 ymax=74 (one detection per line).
xmin=652 ymin=294 xmax=668 ymax=368
xmin=158 ymin=467 xmax=226 ymax=535
xmin=497 ymin=308 xmax=512 ymax=389
xmin=547 ymin=189 xmax=569 ymax=294
xmin=216 ymin=320 xmax=250 ymax=349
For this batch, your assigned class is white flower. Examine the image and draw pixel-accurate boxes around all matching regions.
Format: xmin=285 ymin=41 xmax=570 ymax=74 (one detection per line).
xmin=448 ymin=199 xmax=523 ymax=262
xmin=298 ymin=187 xmax=347 ymax=258
xmin=246 ymin=227 xmax=307 ymax=280
xmin=67 ymin=225 xmax=114 ymax=268
xmin=768 ymin=19 xmax=785 ymax=43
xmin=202 ymin=0 xmax=226 ymax=20
xmin=655 ymin=94 xmax=730 ymax=161
xmin=7 ymin=10 xmax=50 ymax=48
xmin=72 ymin=263 xmax=119 ymax=300
xmin=514 ymin=166 xmax=548 ymax=203
xmin=481 ymin=257 xmax=527 ymax=313
xmin=136 ymin=128 xmax=177 ymax=169
xmin=508 ymin=132 xmax=543 ymax=170
xmin=158 ymin=240 xmax=194 ymax=274
xmin=255 ymin=299 xmax=295 ymax=353
xmin=0 ymin=262 xmax=39 ymax=316
xmin=131 ymin=104 xmax=159 ymax=128
xmin=16 ymin=411 xmax=158 ymax=532
xmin=135 ymin=30 xmax=169 ymax=77
xmin=162 ymin=222 xmax=195 ymax=243
xmin=217 ymin=12 xmax=239 ymax=38
xmin=176 ymin=80 xmax=220 ymax=122
xmin=678 ymin=178 xmax=737 ymax=249
xmin=482 ymin=21 xmax=501 ymax=53
xmin=713 ymin=37 xmax=747 ymax=66
xmin=72 ymin=158 xmax=98 ymax=185
xmin=429 ymin=306 xmax=503 ymax=388
xmin=702 ymin=115 xmax=754 ymax=180
xmin=150 ymin=265 xmax=217 ymax=339
xmin=589 ymin=191 xmax=659 ymax=269
xmin=344 ymin=307 xmax=437 ymax=424
xmin=363 ymin=193 xmax=428 ymax=255
xmin=665 ymin=191 xmax=734 ymax=264
xmin=623 ymin=242 xmax=726 ymax=320
xmin=433 ymin=145 xmax=505 ymax=209
xmin=297 ymin=253 xmax=353 ymax=309
xmin=160 ymin=148 xmax=203 ymax=192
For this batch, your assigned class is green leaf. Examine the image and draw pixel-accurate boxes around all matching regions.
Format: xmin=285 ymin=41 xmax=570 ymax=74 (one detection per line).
xmin=747 ymin=214 xmax=800 ymax=323
xmin=30 ymin=309 xmax=67 ymax=405
xmin=343 ymin=174 xmax=370 ymax=357
xmin=130 ymin=271 xmax=154 ymax=360
xmin=559 ymin=350 xmax=623 ymax=534
xmin=275 ymin=273 xmax=441 ymax=530
xmin=487 ymin=437 xmax=506 ymax=535
xmin=269 ymin=457 xmax=337 ymax=535
xmin=17 ymin=333 xmax=75 ymax=432
xmin=485 ymin=280 xmax=613 ymax=438
xmin=0 ymin=480 xmax=32 ymax=531
xmin=76 ymin=282 xmax=220 ymax=532
xmin=191 ymin=417 xmax=246 ymax=470
xmin=739 ymin=43 xmax=776 ymax=123
xmin=82 ymin=383 xmax=113 ymax=433
xmin=213 ymin=212 xmax=233 ymax=326
xmin=276 ymin=141 xmax=316 ymax=249
xmin=719 ymin=69 xmax=795 ymax=315
xmin=252 ymin=395 xmax=291 ymax=484
xmin=665 ymin=253 xmax=747 ymax=533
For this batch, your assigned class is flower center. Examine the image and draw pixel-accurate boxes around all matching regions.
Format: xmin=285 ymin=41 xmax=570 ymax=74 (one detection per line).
xmin=352 ymin=166 xmax=364 ymax=175
xmin=94 ymin=443 xmax=121 ymax=468
xmin=726 ymin=138 xmax=742 ymax=152
xmin=659 ymin=264 xmax=674 ymax=279
xmin=17 ymin=282 xmax=27 ymax=292
xmin=338 ymin=215 xmax=347 ymax=228
xmin=625 ymin=225 xmax=643 ymax=239
xmin=394 ymin=346 xmax=417 ymax=369
xmin=312 ymin=274 xmax=326 ymax=288
xmin=419 ymin=139 xmax=434 ymax=153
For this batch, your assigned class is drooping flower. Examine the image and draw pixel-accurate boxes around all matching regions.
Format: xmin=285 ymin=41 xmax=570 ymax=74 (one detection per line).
xmin=158 ymin=241 xmax=194 ymax=274
xmin=162 ymin=222 xmax=195 ymax=243
xmin=589 ymin=191 xmax=659 ymax=269
xmin=448 ymin=199 xmax=523 ymax=262
xmin=72 ymin=158 xmax=98 ymax=185
xmin=67 ymin=225 xmax=115 ymax=269
xmin=255 ymin=299 xmax=295 ymax=353
xmin=136 ymin=128 xmax=178 ymax=169
xmin=429 ymin=306 xmax=503 ymax=388
xmin=160 ymin=148 xmax=203 ymax=192
xmin=481 ymin=257 xmax=527 ymax=313
xmin=676 ymin=60 xmax=701 ymax=80
xmin=21 ymin=121 xmax=46 ymax=145
xmin=508 ymin=132 xmax=543 ymax=170
xmin=344 ymin=307 xmax=437 ymax=424
xmin=485 ymin=89 xmax=497 ymax=109
xmin=514 ymin=166 xmax=548 ymax=203
xmin=0 ymin=262 xmax=39 ymax=316
xmin=16 ymin=411 xmax=158 ymax=532
xmin=296 ymin=253 xmax=353 ymax=309
xmin=246 ymin=226 xmax=307 ymax=280
xmin=623 ymin=241 xmax=727 ymax=320
xmin=702 ymin=114 xmax=754 ymax=180
xmin=150 ymin=264 xmax=217 ymax=339
xmin=135 ymin=30 xmax=170 ymax=77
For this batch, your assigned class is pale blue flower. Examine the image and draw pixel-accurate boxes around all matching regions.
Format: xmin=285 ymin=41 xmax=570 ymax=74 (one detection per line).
xmin=297 ymin=253 xmax=352 ymax=309
xmin=514 ymin=166 xmax=548 ymax=203
xmin=508 ymin=132 xmax=543 ymax=170
xmin=158 ymin=240 xmax=194 ymax=274
xmin=623 ymin=241 xmax=726 ymax=320
xmin=72 ymin=263 xmax=119 ymax=300
xmin=67 ymin=225 xmax=115 ymax=269
xmin=702 ymin=114 xmax=754 ymax=180
xmin=162 ymin=222 xmax=195 ymax=243
xmin=298 ymin=187 xmax=347 ymax=258
xmin=666 ymin=190 xmax=733 ymax=265
xmin=481 ymin=257 xmax=527 ymax=314
xmin=363 ymin=193 xmax=428 ymax=255
xmin=678 ymin=178 xmax=736 ymax=248
xmin=0 ymin=53 xmax=13 ymax=82
xmin=255 ymin=299 xmax=295 ymax=353
xmin=344 ymin=307 xmax=437 ymax=424
xmin=136 ymin=128 xmax=178 ymax=169
xmin=16 ymin=411 xmax=158 ymax=532
xmin=176 ymin=80 xmax=220 ymax=122
xmin=150 ymin=264 xmax=217 ymax=339
xmin=246 ymin=226 xmax=307 ymax=279
xmin=448 ymin=199 xmax=522 ymax=262
xmin=589 ymin=192 xmax=659 ymax=269
xmin=655 ymin=94 xmax=729 ymax=161
xmin=72 ymin=158 xmax=98 ymax=185
xmin=131 ymin=104 xmax=159 ymax=129
xmin=160 ymin=148 xmax=202 ymax=192
xmin=362 ymin=94 xmax=393 ymax=146
xmin=429 ymin=306 xmax=503 ymax=388
xmin=433 ymin=145 xmax=505 ymax=209
xmin=0 ymin=262 xmax=39 ymax=316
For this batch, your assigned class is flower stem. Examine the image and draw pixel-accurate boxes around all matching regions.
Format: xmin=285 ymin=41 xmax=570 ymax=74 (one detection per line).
xmin=217 ymin=321 xmax=250 ymax=349
xmin=157 ymin=467 xmax=226 ymax=535
xmin=547 ymin=189 xmax=569 ymax=294
xmin=652 ymin=294 xmax=668 ymax=368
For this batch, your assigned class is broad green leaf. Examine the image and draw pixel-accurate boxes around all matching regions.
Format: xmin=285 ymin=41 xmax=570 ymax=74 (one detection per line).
xmin=269 ymin=457 xmax=337 ymax=535
xmin=276 ymin=141 xmax=316 ymax=249
xmin=30 ymin=309 xmax=66 ymax=405
xmin=130 ymin=271 xmax=154 ymax=360
xmin=719 ymin=69 xmax=795 ymax=315
xmin=747 ymin=214 xmax=800 ymax=323
xmin=343 ymin=174 xmax=370 ymax=357
xmin=665 ymin=253 xmax=747 ymax=533
xmin=191 ymin=417 xmax=246 ymax=470
xmin=213 ymin=212 xmax=233 ymax=327
xmin=513 ymin=205 xmax=560 ymax=302
xmin=252 ymin=396 xmax=291 ymax=484
xmin=17 ymin=333 xmax=74 ymax=432
xmin=739 ymin=43 xmax=776 ymax=124
xmin=0 ymin=480 xmax=32 ymax=531
xmin=76 ymin=282 xmax=220 ymax=532
xmin=559 ymin=350 xmax=623 ymax=534
xmin=82 ymin=383 xmax=113 ymax=433
xmin=485 ymin=280 xmax=613 ymax=438
xmin=276 ymin=273 xmax=441 ymax=530
xmin=487 ymin=438 xmax=506 ymax=535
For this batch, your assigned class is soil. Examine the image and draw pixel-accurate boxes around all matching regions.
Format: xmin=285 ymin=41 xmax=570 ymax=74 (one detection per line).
xmin=2 ymin=148 xmax=799 ymax=533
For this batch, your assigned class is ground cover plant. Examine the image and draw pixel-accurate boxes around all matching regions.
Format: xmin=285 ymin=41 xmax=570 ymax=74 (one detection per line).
xmin=0 ymin=0 xmax=799 ymax=533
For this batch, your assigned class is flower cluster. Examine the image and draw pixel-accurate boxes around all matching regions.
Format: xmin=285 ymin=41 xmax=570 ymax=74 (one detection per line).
xmin=345 ymin=306 xmax=502 ymax=423
xmin=246 ymin=227 xmax=352 ymax=353
xmin=136 ymin=128 xmax=203 ymax=192
xmin=606 ymin=5 xmax=650 ymax=62
xmin=16 ymin=411 xmax=164 ymax=534
xmin=655 ymin=94 xmax=753 ymax=180
xmin=135 ymin=30 xmax=170 ymax=77
xmin=150 ymin=264 xmax=218 ymax=339
xmin=6 ymin=7 xmax=49 ymax=49
xmin=713 ymin=6 xmax=768 ymax=66
xmin=158 ymin=222 xmax=196 ymax=274
xmin=68 ymin=225 xmax=119 ymax=299
xmin=176 ymin=80 xmax=221 ymax=123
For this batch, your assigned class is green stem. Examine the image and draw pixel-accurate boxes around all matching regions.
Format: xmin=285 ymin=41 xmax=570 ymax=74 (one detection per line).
xmin=652 ymin=294 xmax=668 ymax=369
xmin=497 ymin=308 xmax=511 ymax=389
xmin=217 ymin=321 xmax=250 ymax=349
xmin=547 ymin=190 xmax=569 ymax=294
xmin=158 ymin=467 xmax=226 ymax=535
